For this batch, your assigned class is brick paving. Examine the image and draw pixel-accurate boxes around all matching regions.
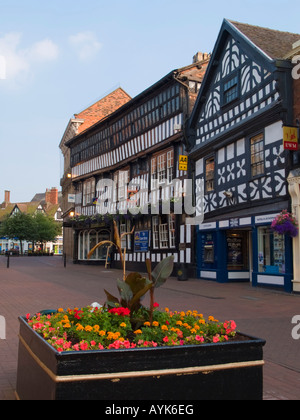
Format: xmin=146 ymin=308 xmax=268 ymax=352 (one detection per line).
xmin=0 ymin=255 xmax=300 ymax=400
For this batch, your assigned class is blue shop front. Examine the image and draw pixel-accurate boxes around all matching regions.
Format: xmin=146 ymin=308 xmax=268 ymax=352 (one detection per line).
xmin=196 ymin=213 xmax=293 ymax=293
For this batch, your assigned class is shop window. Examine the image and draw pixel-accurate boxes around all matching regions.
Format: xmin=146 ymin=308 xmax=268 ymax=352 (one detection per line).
xmin=152 ymin=216 xmax=159 ymax=249
xmin=152 ymin=214 xmax=176 ymax=249
xmin=78 ymin=230 xmax=110 ymax=261
xmin=117 ymin=220 xmax=132 ymax=250
xmin=258 ymin=227 xmax=285 ymax=274
xmin=89 ymin=230 xmax=97 ymax=260
xmin=250 ymin=134 xmax=265 ymax=177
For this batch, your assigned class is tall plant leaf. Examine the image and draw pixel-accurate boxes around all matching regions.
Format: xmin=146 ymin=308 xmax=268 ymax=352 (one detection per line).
xmin=117 ymin=279 xmax=133 ymax=305
xmin=151 ymin=255 xmax=174 ymax=289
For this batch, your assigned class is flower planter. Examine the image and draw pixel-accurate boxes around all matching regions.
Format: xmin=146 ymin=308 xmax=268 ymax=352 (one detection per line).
xmin=16 ymin=316 xmax=265 ymax=401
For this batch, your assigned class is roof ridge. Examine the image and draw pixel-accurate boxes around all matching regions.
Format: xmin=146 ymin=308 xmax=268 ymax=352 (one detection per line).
xmin=228 ymin=19 xmax=300 ymax=37
xmin=74 ymin=87 xmax=131 ymax=117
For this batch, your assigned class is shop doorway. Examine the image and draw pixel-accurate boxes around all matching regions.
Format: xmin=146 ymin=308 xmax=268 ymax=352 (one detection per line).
xmin=226 ymin=230 xmax=251 ymax=282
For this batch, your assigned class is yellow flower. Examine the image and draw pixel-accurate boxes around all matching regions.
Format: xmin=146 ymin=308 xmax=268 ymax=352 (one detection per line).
xmin=76 ymin=324 xmax=84 ymax=331
xmin=120 ymin=322 xmax=127 ymax=328
xmin=85 ymin=325 xmax=93 ymax=332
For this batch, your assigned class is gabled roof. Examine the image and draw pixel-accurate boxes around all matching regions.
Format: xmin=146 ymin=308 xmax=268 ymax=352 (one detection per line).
xmin=0 ymin=191 xmax=62 ymax=222
xmin=0 ymin=204 xmax=14 ymax=222
xmin=189 ymin=19 xmax=300 ymax=130
xmin=229 ymin=20 xmax=300 ymax=60
xmin=74 ymin=87 xmax=132 ymax=135
xmin=59 ymin=88 xmax=132 ymax=152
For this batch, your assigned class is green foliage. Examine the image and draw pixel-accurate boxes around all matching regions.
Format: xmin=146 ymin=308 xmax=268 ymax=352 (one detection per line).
xmin=32 ymin=213 xmax=61 ymax=244
xmin=0 ymin=211 xmax=61 ymax=253
xmin=104 ymin=256 xmax=174 ymax=319
xmin=0 ymin=212 xmax=34 ymax=241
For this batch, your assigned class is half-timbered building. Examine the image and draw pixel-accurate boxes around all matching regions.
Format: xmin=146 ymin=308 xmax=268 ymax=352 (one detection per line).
xmin=64 ymin=54 xmax=210 ymax=274
xmin=188 ymin=20 xmax=300 ymax=292
xmin=59 ymin=88 xmax=132 ymax=260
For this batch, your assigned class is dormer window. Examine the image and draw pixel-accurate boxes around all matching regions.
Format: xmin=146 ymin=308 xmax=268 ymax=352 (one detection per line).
xmin=223 ymin=73 xmax=239 ymax=105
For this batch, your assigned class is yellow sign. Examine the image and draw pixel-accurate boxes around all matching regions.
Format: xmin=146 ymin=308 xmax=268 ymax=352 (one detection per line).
xmin=283 ymin=126 xmax=298 ymax=151
xmin=179 ymin=155 xmax=188 ymax=171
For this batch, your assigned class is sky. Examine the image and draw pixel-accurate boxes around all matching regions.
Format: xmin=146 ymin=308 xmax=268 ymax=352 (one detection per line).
xmin=0 ymin=0 xmax=299 ymax=203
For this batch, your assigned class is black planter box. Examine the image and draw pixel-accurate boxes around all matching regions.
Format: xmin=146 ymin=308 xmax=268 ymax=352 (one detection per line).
xmin=16 ymin=316 xmax=265 ymax=401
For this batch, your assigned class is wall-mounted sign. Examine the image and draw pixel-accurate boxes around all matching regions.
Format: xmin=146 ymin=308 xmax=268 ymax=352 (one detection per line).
xmin=68 ymin=194 xmax=76 ymax=203
xmin=134 ymin=231 xmax=149 ymax=252
xmin=283 ymin=126 xmax=298 ymax=150
xmin=179 ymin=155 xmax=188 ymax=171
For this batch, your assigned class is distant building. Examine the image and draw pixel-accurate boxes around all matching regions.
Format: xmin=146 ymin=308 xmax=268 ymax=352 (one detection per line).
xmin=0 ymin=188 xmax=63 ymax=255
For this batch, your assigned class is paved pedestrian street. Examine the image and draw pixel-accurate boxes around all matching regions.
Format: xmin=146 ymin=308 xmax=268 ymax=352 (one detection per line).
xmin=0 ymin=256 xmax=299 ymax=400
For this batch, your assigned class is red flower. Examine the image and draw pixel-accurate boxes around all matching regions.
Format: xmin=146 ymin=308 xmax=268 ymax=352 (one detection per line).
xmin=74 ymin=310 xmax=83 ymax=320
xmin=108 ymin=307 xmax=130 ymax=316
xmin=153 ymin=302 xmax=159 ymax=308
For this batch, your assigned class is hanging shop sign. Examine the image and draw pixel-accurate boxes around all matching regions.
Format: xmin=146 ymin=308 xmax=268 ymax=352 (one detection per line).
xmin=283 ymin=126 xmax=298 ymax=150
xmin=179 ymin=155 xmax=188 ymax=171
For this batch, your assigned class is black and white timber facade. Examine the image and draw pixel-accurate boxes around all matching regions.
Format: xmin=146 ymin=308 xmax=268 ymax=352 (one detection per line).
xmin=66 ymin=55 xmax=210 ymax=274
xmin=188 ymin=20 xmax=300 ymax=292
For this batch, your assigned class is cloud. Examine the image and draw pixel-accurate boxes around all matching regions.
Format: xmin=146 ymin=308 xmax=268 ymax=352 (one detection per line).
xmin=27 ymin=39 xmax=59 ymax=62
xmin=0 ymin=32 xmax=59 ymax=83
xmin=68 ymin=31 xmax=102 ymax=61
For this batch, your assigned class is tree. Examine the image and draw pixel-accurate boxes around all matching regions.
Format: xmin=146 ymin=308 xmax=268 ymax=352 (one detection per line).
xmin=32 ymin=213 xmax=62 ymax=252
xmin=0 ymin=212 xmax=35 ymax=254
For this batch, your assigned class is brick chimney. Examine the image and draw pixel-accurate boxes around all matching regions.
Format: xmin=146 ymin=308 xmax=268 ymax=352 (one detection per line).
xmin=1 ymin=190 xmax=10 ymax=208
xmin=45 ymin=188 xmax=58 ymax=205
xmin=193 ymin=52 xmax=210 ymax=63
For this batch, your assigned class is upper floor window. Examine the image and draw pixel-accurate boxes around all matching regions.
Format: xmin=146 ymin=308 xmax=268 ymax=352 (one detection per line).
xmin=250 ymin=133 xmax=265 ymax=177
xmin=223 ymin=74 xmax=239 ymax=105
xmin=151 ymin=149 xmax=174 ymax=188
xmin=83 ymin=178 xmax=95 ymax=206
xmin=205 ymin=157 xmax=215 ymax=192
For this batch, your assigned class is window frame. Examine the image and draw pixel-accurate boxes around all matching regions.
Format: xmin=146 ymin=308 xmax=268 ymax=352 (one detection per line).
xmin=222 ymin=71 xmax=240 ymax=107
xmin=151 ymin=148 xmax=174 ymax=188
xmin=250 ymin=133 xmax=265 ymax=179
xmin=152 ymin=214 xmax=176 ymax=250
xmin=205 ymin=156 xmax=215 ymax=193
